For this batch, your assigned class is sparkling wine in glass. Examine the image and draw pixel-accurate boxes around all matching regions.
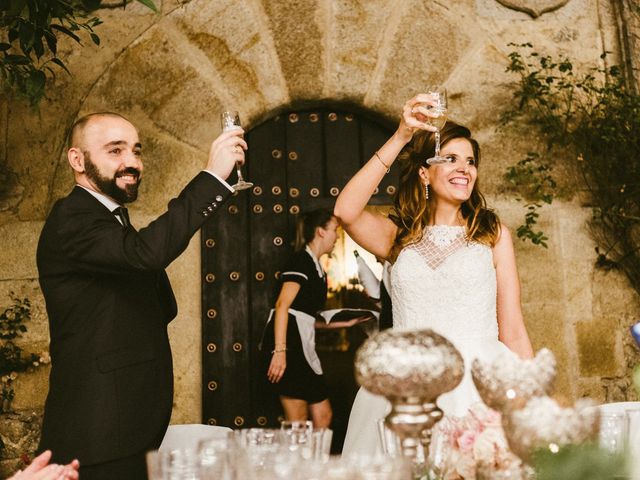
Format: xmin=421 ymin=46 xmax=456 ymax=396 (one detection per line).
xmin=423 ymin=86 xmax=448 ymax=165
xmin=220 ymin=110 xmax=253 ymax=191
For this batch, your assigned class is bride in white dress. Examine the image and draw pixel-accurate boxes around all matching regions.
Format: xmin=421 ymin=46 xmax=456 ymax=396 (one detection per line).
xmin=334 ymin=94 xmax=534 ymax=455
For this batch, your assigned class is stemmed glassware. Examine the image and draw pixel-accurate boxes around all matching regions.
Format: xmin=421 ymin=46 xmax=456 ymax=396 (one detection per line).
xmin=220 ymin=110 xmax=253 ymax=191
xmin=422 ymin=86 xmax=448 ymax=165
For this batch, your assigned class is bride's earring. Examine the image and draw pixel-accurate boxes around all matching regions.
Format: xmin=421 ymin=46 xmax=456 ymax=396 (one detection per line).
xmin=425 ymin=183 xmax=430 ymax=200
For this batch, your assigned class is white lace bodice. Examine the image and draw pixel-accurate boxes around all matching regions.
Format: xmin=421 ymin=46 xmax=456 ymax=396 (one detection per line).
xmin=390 ymin=226 xmax=498 ymax=340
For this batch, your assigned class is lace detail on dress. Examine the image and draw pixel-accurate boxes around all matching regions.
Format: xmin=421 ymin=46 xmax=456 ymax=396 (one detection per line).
xmin=408 ymin=225 xmax=467 ymax=270
xmin=390 ymin=229 xmax=498 ymax=339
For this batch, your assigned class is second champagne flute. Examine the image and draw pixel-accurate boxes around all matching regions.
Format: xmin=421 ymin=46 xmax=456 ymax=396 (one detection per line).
xmin=220 ymin=110 xmax=253 ymax=191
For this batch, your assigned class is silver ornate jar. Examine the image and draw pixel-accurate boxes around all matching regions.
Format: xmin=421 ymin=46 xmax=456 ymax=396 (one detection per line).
xmin=354 ymin=329 xmax=465 ymax=462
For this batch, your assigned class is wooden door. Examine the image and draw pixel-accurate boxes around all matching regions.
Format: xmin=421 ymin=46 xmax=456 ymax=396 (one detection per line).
xmin=201 ymin=108 xmax=395 ymax=430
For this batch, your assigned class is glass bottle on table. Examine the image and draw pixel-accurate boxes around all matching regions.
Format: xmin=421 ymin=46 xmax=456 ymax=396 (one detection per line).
xmin=220 ymin=110 xmax=253 ymax=191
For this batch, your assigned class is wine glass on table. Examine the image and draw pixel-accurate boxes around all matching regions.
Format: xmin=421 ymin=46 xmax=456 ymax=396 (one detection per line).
xmin=220 ymin=110 xmax=253 ymax=191
xmin=419 ymin=86 xmax=448 ymax=165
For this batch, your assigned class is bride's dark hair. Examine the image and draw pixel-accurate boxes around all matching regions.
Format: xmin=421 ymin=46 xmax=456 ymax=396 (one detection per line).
xmin=389 ymin=121 xmax=500 ymax=260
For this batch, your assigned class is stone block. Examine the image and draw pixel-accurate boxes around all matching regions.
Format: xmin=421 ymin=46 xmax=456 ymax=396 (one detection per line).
xmin=323 ymin=0 xmax=393 ymax=101
xmin=603 ymin=377 xmax=637 ymax=403
xmin=493 ymin=201 xmax=563 ymax=306
xmin=0 ymin=222 xmax=43 ymax=280
xmin=371 ymin=1 xmax=476 ymax=111
xmin=577 ymin=317 xmax=624 ymax=377
xmin=10 ymin=367 xmax=50 ymax=411
xmin=592 ymin=269 xmax=639 ymax=320
xmin=262 ymin=0 xmax=324 ymax=100
xmin=0 ymin=409 xmax=42 ymax=478
xmin=523 ymin=300 xmax=575 ymax=400
xmin=577 ymin=377 xmax=606 ymax=403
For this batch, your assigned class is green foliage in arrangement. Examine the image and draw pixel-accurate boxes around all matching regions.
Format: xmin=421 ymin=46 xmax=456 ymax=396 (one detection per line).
xmin=533 ymin=443 xmax=628 ymax=480
xmin=502 ymin=43 xmax=640 ymax=296
xmin=0 ymin=0 xmax=157 ymax=106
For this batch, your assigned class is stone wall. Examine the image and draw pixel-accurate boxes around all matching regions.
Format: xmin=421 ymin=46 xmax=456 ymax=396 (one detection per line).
xmin=1 ymin=0 xmax=639 ymax=468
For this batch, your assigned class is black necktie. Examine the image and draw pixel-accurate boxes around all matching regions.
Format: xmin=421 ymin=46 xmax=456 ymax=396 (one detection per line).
xmin=113 ymin=206 xmax=130 ymax=228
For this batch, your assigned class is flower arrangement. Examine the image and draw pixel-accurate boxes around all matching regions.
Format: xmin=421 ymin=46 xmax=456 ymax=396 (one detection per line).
xmin=429 ymin=403 xmax=527 ymax=480
xmin=0 ymin=294 xmax=50 ymax=413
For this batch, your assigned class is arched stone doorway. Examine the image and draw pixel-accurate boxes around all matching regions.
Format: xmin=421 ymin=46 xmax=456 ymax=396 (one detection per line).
xmin=200 ymin=106 xmax=395 ymax=445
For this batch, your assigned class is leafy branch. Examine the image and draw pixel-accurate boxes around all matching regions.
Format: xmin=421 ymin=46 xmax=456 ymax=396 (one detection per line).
xmin=505 ymin=152 xmax=556 ymax=248
xmin=0 ymin=0 xmax=157 ymax=107
xmin=502 ymin=43 xmax=640 ymax=296
xmin=0 ymin=293 xmax=50 ymax=412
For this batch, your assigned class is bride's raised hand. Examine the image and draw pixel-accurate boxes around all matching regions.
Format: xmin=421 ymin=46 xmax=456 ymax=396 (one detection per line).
xmin=396 ymin=93 xmax=440 ymax=143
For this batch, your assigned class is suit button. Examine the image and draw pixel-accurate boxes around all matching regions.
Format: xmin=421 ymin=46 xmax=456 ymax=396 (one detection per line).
xmin=212 ymin=202 xmax=218 ymax=208
xmin=216 ymin=195 xmax=223 ymax=202
xmin=203 ymin=211 xmax=209 ymax=217
xmin=207 ymin=206 xmax=214 ymax=212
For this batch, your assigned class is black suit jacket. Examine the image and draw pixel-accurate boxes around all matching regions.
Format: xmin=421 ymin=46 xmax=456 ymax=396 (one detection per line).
xmin=36 ymin=172 xmax=231 ymax=466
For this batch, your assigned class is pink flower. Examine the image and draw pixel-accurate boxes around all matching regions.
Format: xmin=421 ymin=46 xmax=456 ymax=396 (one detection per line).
xmin=456 ymin=429 xmax=477 ymax=453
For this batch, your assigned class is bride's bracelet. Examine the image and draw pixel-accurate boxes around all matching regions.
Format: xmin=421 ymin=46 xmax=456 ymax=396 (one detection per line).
xmin=272 ymin=344 xmax=287 ymax=354
xmin=374 ymin=151 xmax=390 ymax=174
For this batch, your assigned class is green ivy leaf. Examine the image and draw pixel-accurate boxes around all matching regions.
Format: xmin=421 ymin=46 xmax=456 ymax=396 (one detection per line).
xmin=3 ymin=54 xmax=30 ymax=65
xmin=50 ymin=57 xmax=70 ymax=75
xmin=43 ymin=30 xmax=57 ymax=54
xmin=8 ymin=0 xmax=27 ymax=17
xmin=136 ymin=0 xmax=158 ymax=13
xmin=81 ymin=0 xmax=103 ymax=11
xmin=50 ymin=24 xmax=81 ymax=43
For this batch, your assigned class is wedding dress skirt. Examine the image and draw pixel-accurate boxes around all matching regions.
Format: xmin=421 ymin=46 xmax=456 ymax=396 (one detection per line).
xmin=342 ymin=226 xmax=511 ymax=455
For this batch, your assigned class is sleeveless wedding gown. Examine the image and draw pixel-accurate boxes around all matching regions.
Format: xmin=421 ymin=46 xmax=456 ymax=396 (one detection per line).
xmin=342 ymin=225 xmax=512 ymax=455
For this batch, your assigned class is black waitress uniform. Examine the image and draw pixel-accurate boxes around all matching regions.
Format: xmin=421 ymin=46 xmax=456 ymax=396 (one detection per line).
xmin=262 ymin=247 xmax=329 ymax=403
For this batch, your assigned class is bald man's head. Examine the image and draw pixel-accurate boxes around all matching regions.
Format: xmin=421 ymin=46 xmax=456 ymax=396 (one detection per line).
xmin=68 ymin=112 xmax=132 ymax=151
xmin=67 ymin=112 xmax=143 ymax=204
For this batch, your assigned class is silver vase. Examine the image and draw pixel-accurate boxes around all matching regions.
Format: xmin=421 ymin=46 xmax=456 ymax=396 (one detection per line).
xmin=354 ymin=329 xmax=464 ymax=463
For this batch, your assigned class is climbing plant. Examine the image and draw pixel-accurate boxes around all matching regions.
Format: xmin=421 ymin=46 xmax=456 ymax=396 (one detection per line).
xmin=502 ymin=43 xmax=640 ymax=296
xmin=0 ymin=0 xmax=157 ymax=106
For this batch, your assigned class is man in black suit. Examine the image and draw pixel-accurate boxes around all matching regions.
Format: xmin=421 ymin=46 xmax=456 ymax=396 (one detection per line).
xmin=36 ymin=112 xmax=247 ymax=479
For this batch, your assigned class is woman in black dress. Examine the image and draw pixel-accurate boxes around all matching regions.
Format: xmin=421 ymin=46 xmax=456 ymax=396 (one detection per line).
xmin=264 ymin=209 xmax=337 ymax=427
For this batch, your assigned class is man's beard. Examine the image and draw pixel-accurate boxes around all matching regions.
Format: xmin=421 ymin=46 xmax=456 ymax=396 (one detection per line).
xmin=84 ymin=151 xmax=141 ymax=204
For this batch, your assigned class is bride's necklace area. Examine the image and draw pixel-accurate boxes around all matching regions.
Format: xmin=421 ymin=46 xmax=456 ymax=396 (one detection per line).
xmin=410 ymin=224 xmax=468 ymax=270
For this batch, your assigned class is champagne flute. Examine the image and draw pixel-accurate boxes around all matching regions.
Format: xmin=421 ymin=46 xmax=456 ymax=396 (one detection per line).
xmin=421 ymin=86 xmax=448 ymax=165
xmin=220 ymin=110 xmax=253 ymax=191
